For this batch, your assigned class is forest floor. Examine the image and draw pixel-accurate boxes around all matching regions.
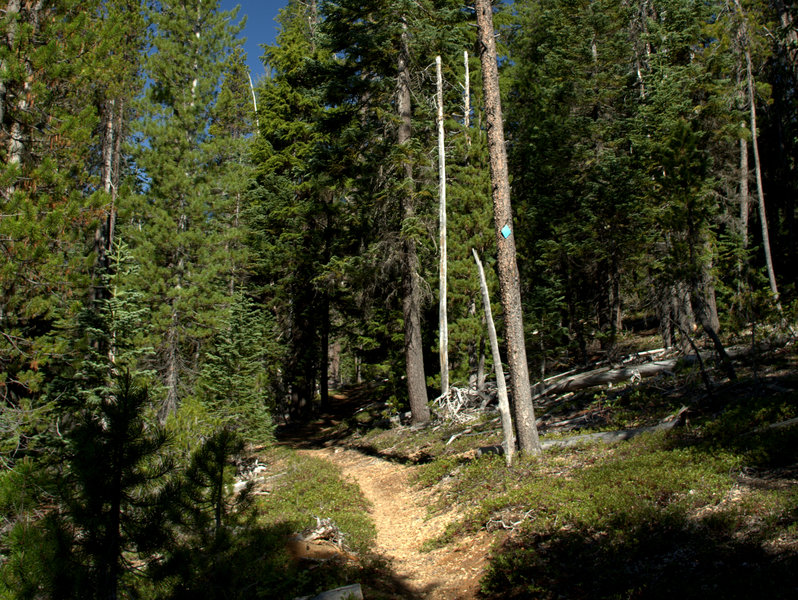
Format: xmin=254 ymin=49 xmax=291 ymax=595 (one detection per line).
xmin=277 ymin=389 xmax=494 ymax=599
xmin=270 ymin=337 xmax=798 ymax=599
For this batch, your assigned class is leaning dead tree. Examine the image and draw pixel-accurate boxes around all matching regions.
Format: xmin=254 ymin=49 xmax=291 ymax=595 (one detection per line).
xmin=475 ymin=0 xmax=541 ymax=454
xmin=473 ymin=249 xmax=516 ymax=467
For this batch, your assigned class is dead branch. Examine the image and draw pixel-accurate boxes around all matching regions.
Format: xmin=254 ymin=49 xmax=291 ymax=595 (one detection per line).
xmin=486 ymin=508 xmax=534 ymax=532
xmin=539 ymin=406 xmax=690 ymax=450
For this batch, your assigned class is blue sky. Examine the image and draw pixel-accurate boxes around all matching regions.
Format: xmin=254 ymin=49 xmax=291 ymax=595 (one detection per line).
xmin=219 ymin=0 xmax=288 ymax=82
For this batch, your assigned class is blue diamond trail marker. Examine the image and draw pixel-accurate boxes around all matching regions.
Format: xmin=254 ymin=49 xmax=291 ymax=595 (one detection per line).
xmin=501 ymin=224 xmax=512 ymax=239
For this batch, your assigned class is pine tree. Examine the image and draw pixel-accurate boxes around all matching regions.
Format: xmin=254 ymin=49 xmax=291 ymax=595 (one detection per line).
xmin=316 ymin=0 xmax=467 ymax=423
xmin=208 ymin=46 xmax=256 ymax=296
xmin=0 ymin=373 xmax=172 ymax=600
xmin=196 ymin=295 xmax=276 ymax=443
xmin=131 ymin=0 xmax=244 ymax=421
xmin=1 ymin=0 xmax=143 ymax=461
xmin=249 ymin=0 xmax=332 ymax=419
xmin=475 ymin=0 xmax=541 ymax=453
xmin=446 ymin=49 xmax=500 ymax=390
xmin=152 ymin=428 xmax=267 ymax=600
xmin=506 ymin=0 xmax=651 ymax=362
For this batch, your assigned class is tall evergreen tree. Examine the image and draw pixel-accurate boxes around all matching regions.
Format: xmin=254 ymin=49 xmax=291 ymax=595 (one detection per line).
xmin=316 ymin=0 xmax=466 ymax=423
xmin=475 ymin=0 xmax=540 ymax=453
xmin=250 ymin=0 xmax=332 ymax=419
xmin=1 ymin=0 xmax=144 ymax=461
xmin=131 ymin=0 xmax=244 ymax=421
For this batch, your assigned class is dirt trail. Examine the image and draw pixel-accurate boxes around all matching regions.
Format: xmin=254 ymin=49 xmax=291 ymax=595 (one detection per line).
xmin=302 ymin=446 xmax=492 ymax=600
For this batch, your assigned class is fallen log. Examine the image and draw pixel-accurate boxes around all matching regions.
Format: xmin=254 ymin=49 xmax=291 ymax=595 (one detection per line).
xmin=460 ymin=407 xmax=689 ymax=457
xmin=745 ymin=416 xmax=798 ymax=436
xmin=540 ymin=406 xmax=690 ymax=450
xmin=534 ymin=344 xmax=761 ymax=402
xmin=533 ymin=359 xmax=681 ymax=400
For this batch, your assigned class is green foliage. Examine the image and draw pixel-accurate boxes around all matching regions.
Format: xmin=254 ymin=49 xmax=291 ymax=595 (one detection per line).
xmin=0 ymin=0 xmax=134 ymax=458
xmin=129 ymin=0 xmax=247 ymax=419
xmin=0 ymin=373 xmax=171 ymax=600
xmin=151 ymin=429 xmax=275 ymax=600
xmin=260 ymin=449 xmax=376 ymax=555
xmin=248 ymin=0 xmax=336 ymax=417
xmin=196 ymin=295 xmax=277 ymax=444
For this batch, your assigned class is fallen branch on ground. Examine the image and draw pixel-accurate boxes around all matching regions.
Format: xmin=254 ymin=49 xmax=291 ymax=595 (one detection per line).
xmin=486 ymin=508 xmax=535 ymax=532
xmin=539 ymin=406 xmax=690 ymax=450
xmin=456 ymin=407 xmax=690 ymax=458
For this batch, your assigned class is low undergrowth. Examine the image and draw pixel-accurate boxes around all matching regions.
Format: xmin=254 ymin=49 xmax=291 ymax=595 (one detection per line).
xmin=198 ymin=447 xmax=377 ymax=598
xmin=355 ymin=361 xmax=798 ymax=599
xmin=256 ymin=447 xmax=376 ymax=555
xmin=266 ymin=347 xmax=798 ymax=599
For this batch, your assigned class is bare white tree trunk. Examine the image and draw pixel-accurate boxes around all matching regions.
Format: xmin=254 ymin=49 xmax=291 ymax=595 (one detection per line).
xmin=745 ymin=55 xmax=779 ymax=301
xmin=473 ymin=249 xmax=515 ymax=467
xmin=735 ymin=0 xmax=779 ymax=302
xmin=463 ymin=50 xmax=471 ymax=145
xmin=436 ymin=56 xmax=449 ymax=397
xmin=739 ymin=125 xmax=749 ymax=249
xmin=248 ymin=70 xmax=260 ymax=132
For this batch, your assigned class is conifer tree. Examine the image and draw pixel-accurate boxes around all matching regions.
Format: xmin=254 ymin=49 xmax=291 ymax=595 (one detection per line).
xmin=208 ymin=46 xmax=256 ymax=296
xmin=196 ymin=295 xmax=277 ymax=443
xmin=316 ymin=0 xmax=466 ymax=423
xmin=250 ymin=0 xmax=332 ymax=419
xmin=0 ymin=373 xmax=171 ymax=600
xmin=475 ymin=0 xmax=540 ymax=453
xmin=151 ymin=428 xmax=269 ymax=600
xmin=1 ymin=0 xmax=143 ymax=459
xmin=131 ymin=0 xmax=244 ymax=421
xmin=445 ymin=43 xmax=501 ymax=390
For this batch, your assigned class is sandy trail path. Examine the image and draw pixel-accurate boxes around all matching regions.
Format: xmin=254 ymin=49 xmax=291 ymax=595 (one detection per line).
xmin=301 ymin=446 xmax=491 ymax=600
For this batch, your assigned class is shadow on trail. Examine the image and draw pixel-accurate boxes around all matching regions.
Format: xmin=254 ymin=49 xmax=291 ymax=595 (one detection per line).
xmin=346 ymin=442 xmax=434 ymax=465
xmin=275 ymin=386 xmax=380 ymax=449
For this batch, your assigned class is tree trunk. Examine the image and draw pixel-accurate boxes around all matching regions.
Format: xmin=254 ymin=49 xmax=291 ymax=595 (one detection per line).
xmin=0 ymin=1 xmax=22 ymax=127
xmin=397 ymin=19 xmax=429 ymax=425
xmin=463 ymin=50 xmax=471 ymax=146
xmin=248 ymin=70 xmax=259 ymax=132
xmin=739 ymin=125 xmax=749 ymax=250
xmin=609 ymin=263 xmax=622 ymax=342
xmin=672 ymin=281 xmax=695 ymax=353
xmin=159 ymin=302 xmax=181 ymax=423
xmin=437 ymin=56 xmax=449 ymax=398
xmin=320 ymin=291 xmax=330 ymax=409
xmin=475 ymin=0 xmax=541 ymax=454
xmin=777 ymin=1 xmax=798 ymax=81
xmin=690 ymin=264 xmax=736 ymax=381
xmin=473 ymin=249 xmax=515 ymax=466
xmin=735 ymin=0 xmax=779 ymax=302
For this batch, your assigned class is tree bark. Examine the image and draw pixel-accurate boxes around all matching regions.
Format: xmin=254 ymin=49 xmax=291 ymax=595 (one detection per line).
xmin=690 ymin=266 xmax=736 ymax=381
xmin=320 ymin=291 xmax=330 ymax=409
xmin=473 ymin=249 xmax=515 ymax=466
xmin=475 ymin=0 xmax=541 ymax=454
xmin=437 ymin=56 xmax=449 ymax=398
xmin=159 ymin=301 xmax=181 ymax=423
xmin=397 ymin=19 xmax=430 ymax=425
xmin=776 ymin=1 xmax=798 ymax=81
xmin=463 ymin=49 xmax=471 ymax=146
xmin=739 ymin=125 xmax=749 ymax=250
